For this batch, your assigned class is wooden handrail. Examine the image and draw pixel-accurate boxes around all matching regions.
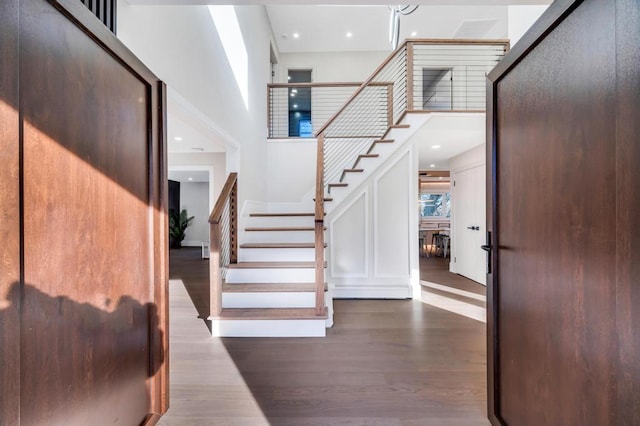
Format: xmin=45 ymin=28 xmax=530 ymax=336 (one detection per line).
xmin=209 ymin=172 xmax=238 ymax=318
xmin=314 ymin=38 xmax=510 ymax=138
xmin=314 ymin=40 xmax=411 ymax=137
xmin=267 ymin=81 xmax=392 ymax=89
xmin=209 ymin=172 xmax=238 ymax=224
xmin=314 ymin=134 xmax=325 ymax=315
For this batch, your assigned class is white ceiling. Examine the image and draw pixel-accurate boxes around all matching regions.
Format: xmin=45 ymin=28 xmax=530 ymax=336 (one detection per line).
xmin=267 ymin=5 xmax=511 ymax=53
xmin=411 ymin=113 xmax=486 ymax=170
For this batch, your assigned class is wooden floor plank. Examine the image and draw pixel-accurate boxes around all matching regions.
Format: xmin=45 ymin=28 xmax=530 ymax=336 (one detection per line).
xmin=163 ymin=248 xmax=489 ymax=425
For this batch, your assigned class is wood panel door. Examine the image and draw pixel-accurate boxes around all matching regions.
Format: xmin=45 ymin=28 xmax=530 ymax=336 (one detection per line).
xmin=1 ymin=0 xmax=169 ymax=424
xmin=487 ymin=0 xmax=640 ymax=424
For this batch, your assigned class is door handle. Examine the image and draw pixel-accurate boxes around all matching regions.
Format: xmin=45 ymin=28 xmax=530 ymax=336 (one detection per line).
xmin=481 ymin=231 xmax=492 ymax=274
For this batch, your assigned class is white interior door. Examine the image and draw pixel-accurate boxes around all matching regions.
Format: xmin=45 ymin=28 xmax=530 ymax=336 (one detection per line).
xmin=452 ymin=164 xmax=486 ymax=285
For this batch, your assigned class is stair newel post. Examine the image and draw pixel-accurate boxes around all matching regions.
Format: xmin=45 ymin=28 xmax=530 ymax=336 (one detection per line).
xmin=406 ymin=41 xmax=414 ymax=112
xmin=315 ymin=133 xmax=326 ymax=316
xmin=387 ymin=82 xmax=394 ymax=127
xmin=209 ymin=216 xmax=222 ymax=318
xmin=230 ymin=178 xmax=238 ymax=264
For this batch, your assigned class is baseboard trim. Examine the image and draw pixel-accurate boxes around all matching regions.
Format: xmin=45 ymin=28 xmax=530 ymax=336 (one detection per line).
xmin=332 ymin=285 xmax=412 ymax=299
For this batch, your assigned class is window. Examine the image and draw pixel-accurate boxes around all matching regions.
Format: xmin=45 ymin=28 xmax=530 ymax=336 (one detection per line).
xmin=288 ymin=69 xmax=312 ymax=137
xmin=419 ymin=192 xmax=450 ymax=218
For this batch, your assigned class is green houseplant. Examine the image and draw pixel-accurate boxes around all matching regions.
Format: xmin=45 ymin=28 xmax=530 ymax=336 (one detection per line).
xmin=169 ymin=209 xmax=195 ymax=249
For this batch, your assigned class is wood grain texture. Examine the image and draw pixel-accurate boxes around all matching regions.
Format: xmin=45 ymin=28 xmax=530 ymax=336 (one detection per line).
xmin=0 ymin=0 xmax=20 ymax=423
xmin=488 ymin=0 xmax=640 ymax=424
xmin=10 ymin=0 xmax=168 ymax=423
xmin=615 ymin=0 xmax=640 ymax=422
xmin=163 ymin=250 xmax=489 ymax=425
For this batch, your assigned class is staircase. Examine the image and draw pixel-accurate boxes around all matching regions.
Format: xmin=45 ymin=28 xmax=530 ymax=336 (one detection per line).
xmin=207 ymin=39 xmax=509 ymax=337
xmin=208 ymin=196 xmax=332 ymax=337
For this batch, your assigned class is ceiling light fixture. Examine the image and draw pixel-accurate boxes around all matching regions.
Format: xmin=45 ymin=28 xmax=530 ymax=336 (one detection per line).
xmin=346 ymin=32 xmax=353 ymax=38
xmin=411 ymin=31 xmax=417 ymax=37
xmin=188 ymin=177 xmax=193 ymax=181
xmin=293 ymin=33 xmax=299 ymax=38
xmin=388 ymin=5 xmax=419 ymax=50
xmin=431 ymin=145 xmax=441 ymax=149
xmin=430 ymin=164 xmax=435 ymax=168
xmin=293 ymin=104 xmax=298 ymax=108
xmin=174 ymin=136 xmax=183 ymax=141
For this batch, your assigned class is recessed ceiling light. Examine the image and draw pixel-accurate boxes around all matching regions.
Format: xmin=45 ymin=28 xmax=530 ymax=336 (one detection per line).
xmin=293 ymin=104 xmax=298 ymax=109
xmin=293 ymin=33 xmax=299 ymax=38
xmin=290 ymin=93 xmax=295 ymax=97
xmin=430 ymin=164 xmax=436 ymax=168
xmin=291 ymin=89 xmax=297 ymax=93
xmin=431 ymin=145 xmax=441 ymax=149
xmin=346 ymin=32 xmax=353 ymax=38
xmin=188 ymin=177 xmax=193 ymax=181
xmin=174 ymin=136 xmax=183 ymax=141
xmin=287 ymin=76 xmax=291 ymax=80
xmin=439 ymin=177 xmax=443 ymax=180
xmin=411 ymin=31 xmax=417 ymax=37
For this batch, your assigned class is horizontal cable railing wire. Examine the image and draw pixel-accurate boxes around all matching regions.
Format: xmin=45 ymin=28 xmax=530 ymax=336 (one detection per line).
xmin=411 ymin=42 xmax=507 ymax=111
xmin=209 ymin=173 xmax=238 ymax=318
xmin=268 ymin=83 xmax=362 ymax=138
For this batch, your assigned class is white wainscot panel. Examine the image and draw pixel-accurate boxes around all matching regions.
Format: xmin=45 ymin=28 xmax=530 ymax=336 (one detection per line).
xmin=329 ymin=192 xmax=367 ymax=278
xmin=374 ymin=152 xmax=411 ymax=277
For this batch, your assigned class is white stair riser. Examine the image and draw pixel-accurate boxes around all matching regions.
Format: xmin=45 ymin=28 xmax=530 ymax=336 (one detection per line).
xmin=210 ymin=319 xmax=326 ymax=337
xmin=241 ymin=230 xmax=320 ymax=244
xmin=246 ymin=216 xmax=315 ymax=228
xmin=222 ymin=291 xmax=316 ymax=308
xmin=238 ymin=247 xmax=316 ymax=262
xmin=226 ymin=267 xmax=315 ymax=283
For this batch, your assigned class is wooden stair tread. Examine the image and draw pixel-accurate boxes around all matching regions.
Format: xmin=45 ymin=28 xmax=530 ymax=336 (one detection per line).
xmin=216 ymin=307 xmax=328 ymax=320
xmin=228 ymin=261 xmax=326 ymax=269
xmin=223 ymin=282 xmax=327 ymax=292
xmin=245 ymin=226 xmax=322 ymax=232
xmin=240 ymin=242 xmax=325 ymax=249
xmin=373 ymin=138 xmax=394 ymax=143
xmin=250 ymin=212 xmax=314 ymax=217
xmin=390 ymin=124 xmax=410 ymax=129
xmin=343 ymin=168 xmax=364 ymax=173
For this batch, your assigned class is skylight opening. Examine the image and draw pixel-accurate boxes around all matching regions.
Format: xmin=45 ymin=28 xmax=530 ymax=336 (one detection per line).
xmin=208 ymin=6 xmax=249 ymax=110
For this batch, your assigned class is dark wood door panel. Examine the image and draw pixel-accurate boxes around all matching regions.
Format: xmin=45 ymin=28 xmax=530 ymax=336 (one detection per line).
xmin=615 ymin=0 xmax=640 ymax=422
xmin=0 ymin=0 xmax=21 ymax=423
xmin=489 ymin=0 xmax=640 ymax=424
xmin=11 ymin=0 xmax=166 ymax=424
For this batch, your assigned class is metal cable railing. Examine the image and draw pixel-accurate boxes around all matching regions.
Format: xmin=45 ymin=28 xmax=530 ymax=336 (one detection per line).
xmin=309 ymin=40 xmax=508 ymax=315
xmin=268 ymin=83 xmax=362 ymax=138
xmin=209 ymin=173 xmax=238 ymax=318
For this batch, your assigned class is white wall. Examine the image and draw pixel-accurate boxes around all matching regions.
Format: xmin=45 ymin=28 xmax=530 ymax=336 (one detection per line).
xmin=508 ymin=5 xmax=549 ymax=48
xmin=274 ymin=51 xmax=389 ymax=83
xmin=169 ymin=153 xmax=226 ymax=202
xmin=327 ymin=145 xmax=418 ymax=299
xmin=449 ymin=143 xmax=485 ymax=172
xmin=117 ymin=4 xmax=274 ymax=205
xmin=266 ymin=141 xmax=317 ymax=202
xmin=180 ymin=182 xmax=210 ymax=246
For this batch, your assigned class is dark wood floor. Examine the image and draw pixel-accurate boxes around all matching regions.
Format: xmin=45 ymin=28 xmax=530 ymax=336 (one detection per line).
xmin=162 ymin=248 xmax=488 ymax=425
